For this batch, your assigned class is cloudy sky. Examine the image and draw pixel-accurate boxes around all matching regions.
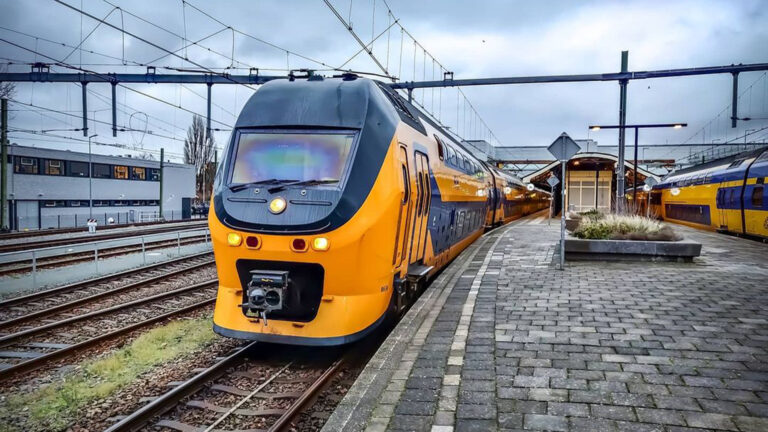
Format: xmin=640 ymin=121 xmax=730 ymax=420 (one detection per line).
xmin=1 ymin=0 xmax=767 ymax=162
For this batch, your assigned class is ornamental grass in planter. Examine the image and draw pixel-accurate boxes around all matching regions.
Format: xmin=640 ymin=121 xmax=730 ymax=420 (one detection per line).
xmin=572 ymin=213 xmax=682 ymax=241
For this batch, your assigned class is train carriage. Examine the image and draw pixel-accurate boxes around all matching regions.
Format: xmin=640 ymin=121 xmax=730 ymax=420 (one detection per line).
xmin=208 ymin=75 xmax=549 ymax=345
xmin=653 ymin=146 xmax=768 ymax=240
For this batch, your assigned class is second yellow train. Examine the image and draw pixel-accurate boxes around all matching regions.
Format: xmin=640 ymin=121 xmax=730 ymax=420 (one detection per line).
xmin=643 ymin=146 xmax=768 ymax=240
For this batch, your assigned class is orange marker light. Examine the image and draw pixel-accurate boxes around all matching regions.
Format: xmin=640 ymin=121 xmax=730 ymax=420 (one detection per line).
xmin=312 ymin=237 xmax=330 ymax=251
xmin=227 ymin=232 xmax=242 ymax=246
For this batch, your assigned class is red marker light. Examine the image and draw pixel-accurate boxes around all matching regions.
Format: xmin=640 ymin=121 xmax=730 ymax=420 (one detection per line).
xmin=292 ymin=238 xmax=307 ymax=251
xmin=245 ymin=236 xmax=259 ymax=248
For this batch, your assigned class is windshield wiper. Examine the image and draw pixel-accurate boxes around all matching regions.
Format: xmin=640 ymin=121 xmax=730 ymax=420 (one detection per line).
xmin=267 ymin=179 xmax=339 ymax=193
xmin=229 ymin=179 xmax=297 ymax=192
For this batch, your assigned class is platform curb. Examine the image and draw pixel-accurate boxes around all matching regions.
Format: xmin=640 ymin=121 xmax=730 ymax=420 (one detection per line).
xmin=321 ymin=231 xmax=502 ymax=432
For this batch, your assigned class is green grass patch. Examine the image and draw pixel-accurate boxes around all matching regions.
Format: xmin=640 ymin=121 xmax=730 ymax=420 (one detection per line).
xmin=0 ymin=317 xmax=216 ymax=432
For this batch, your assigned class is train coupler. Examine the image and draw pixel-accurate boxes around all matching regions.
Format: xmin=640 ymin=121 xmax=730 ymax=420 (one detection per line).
xmin=241 ymin=270 xmax=289 ymax=324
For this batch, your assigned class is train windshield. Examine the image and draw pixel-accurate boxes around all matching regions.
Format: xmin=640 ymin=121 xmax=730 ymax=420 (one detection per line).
xmin=229 ymin=131 xmax=356 ymax=185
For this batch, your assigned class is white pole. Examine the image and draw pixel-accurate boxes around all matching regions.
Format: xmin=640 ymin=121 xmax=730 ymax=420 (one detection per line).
xmin=560 ymin=160 xmax=566 ymax=271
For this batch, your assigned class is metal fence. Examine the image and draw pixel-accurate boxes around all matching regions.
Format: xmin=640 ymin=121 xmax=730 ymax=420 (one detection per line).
xmin=15 ymin=210 xmax=194 ymax=231
xmin=0 ymin=227 xmax=211 ymax=290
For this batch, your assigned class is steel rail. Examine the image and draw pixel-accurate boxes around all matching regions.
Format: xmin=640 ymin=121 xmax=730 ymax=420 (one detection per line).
xmin=0 ymin=296 xmax=216 ymax=382
xmin=103 ymin=341 xmax=259 ymax=432
xmin=0 ymin=279 xmax=217 ymax=345
xmin=0 ymin=259 xmax=215 ymax=330
xmin=0 ymin=221 xmax=207 ymax=253
xmin=0 ymin=219 xmax=206 ymax=241
xmin=0 ymin=234 xmax=209 ymax=274
xmin=0 ymin=251 xmax=211 ymax=308
xmin=268 ymin=357 xmax=347 ymax=432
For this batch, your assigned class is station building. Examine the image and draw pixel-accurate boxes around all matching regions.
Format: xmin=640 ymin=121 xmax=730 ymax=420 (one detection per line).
xmin=3 ymin=145 xmax=196 ymax=230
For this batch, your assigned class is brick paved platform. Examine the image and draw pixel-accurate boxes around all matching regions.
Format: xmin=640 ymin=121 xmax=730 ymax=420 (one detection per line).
xmin=323 ymin=213 xmax=768 ymax=432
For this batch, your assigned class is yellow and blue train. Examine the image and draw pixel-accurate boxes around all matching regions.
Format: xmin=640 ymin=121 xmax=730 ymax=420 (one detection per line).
xmin=208 ymin=75 xmax=549 ymax=345
xmin=649 ymin=146 xmax=768 ymax=240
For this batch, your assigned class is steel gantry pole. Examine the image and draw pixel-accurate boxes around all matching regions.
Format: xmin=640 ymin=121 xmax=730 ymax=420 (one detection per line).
xmin=633 ymin=126 xmax=639 ymax=203
xmin=616 ymin=51 xmax=629 ymax=212
xmin=1 ymin=98 xmax=7 ymax=230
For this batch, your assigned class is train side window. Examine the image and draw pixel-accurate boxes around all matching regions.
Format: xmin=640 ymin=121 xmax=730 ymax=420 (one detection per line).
xmin=422 ymin=171 xmax=429 ymax=212
xmin=415 ymin=172 xmax=423 ymax=215
xmin=752 ymin=187 xmax=764 ymax=208
xmin=400 ymin=166 xmax=410 ymax=204
xmin=149 ymin=168 xmax=161 ymax=181
xmin=728 ymin=160 xmax=744 ymax=169
xmin=434 ymin=135 xmax=445 ymax=161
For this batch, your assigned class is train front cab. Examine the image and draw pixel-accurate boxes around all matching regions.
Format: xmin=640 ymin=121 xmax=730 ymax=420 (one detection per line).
xmin=210 ymin=77 xmax=493 ymax=346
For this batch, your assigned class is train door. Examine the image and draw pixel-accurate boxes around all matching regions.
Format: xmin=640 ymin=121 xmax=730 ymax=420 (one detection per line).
xmin=393 ymin=146 xmax=413 ymax=269
xmin=410 ymin=151 xmax=430 ymax=264
xmin=715 ymin=186 xmax=728 ymax=229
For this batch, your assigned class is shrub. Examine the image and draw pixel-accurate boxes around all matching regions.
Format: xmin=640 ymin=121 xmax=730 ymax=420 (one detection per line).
xmin=572 ymin=214 xmax=681 ymax=241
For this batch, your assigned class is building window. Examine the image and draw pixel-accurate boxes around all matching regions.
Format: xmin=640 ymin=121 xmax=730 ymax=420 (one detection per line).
xmin=113 ymin=200 xmax=128 ymax=206
xmin=131 ymin=167 xmax=146 ymax=180
xmin=114 ymin=165 xmax=129 ymax=179
xmin=93 ymin=163 xmax=112 ymax=178
xmin=14 ymin=157 xmax=38 ymax=174
xmin=43 ymin=200 xmax=67 ymax=207
xmin=44 ymin=159 xmax=64 ymax=175
xmin=93 ymin=200 xmax=110 ymax=207
xmin=149 ymin=168 xmax=160 ymax=181
xmin=69 ymin=200 xmax=90 ymax=207
xmin=69 ymin=161 xmax=90 ymax=177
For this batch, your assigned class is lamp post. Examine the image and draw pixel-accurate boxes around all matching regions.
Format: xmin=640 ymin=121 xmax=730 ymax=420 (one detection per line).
xmin=88 ymin=134 xmax=98 ymax=218
xmin=588 ymin=123 xmax=686 ymax=208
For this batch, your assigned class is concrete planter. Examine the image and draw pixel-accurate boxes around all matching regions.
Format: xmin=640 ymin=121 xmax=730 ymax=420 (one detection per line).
xmin=564 ymin=237 xmax=702 ymax=262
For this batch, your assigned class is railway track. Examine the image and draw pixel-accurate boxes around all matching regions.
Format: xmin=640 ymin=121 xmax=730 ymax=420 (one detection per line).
xmin=0 ymin=219 xmax=207 ymax=242
xmin=0 ymin=251 xmax=214 ymax=326
xmin=0 ymin=262 xmax=218 ymax=381
xmin=0 ymin=234 xmax=209 ymax=277
xmin=104 ymin=342 xmax=350 ymax=432
xmin=0 ymin=221 xmax=208 ymax=254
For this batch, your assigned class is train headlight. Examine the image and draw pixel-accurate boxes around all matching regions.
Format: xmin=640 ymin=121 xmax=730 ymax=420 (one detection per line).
xmin=526 ymin=183 xmax=535 ymax=191
xmin=642 ymin=184 xmax=652 ymax=192
xmin=504 ymin=187 xmax=512 ymax=194
xmin=312 ymin=237 xmax=330 ymax=251
xmin=227 ymin=232 xmax=242 ymax=246
xmin=269 ymin=197 xmax=287 ymax=214
xmin=671 ymin=188 xmax=680 ymax=196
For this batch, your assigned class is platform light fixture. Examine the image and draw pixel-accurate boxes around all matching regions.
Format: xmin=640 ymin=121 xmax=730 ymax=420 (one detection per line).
xmin=587 ymin=122 xmax=687 ymax=205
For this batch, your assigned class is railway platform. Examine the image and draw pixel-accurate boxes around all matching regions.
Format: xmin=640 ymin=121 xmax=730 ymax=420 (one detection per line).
xmin=324 ymin=214 xmax=768 ymax=432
